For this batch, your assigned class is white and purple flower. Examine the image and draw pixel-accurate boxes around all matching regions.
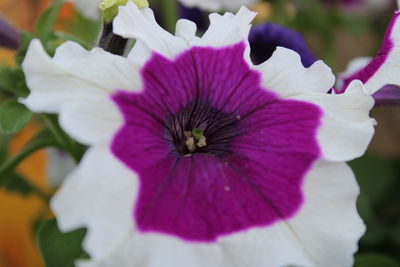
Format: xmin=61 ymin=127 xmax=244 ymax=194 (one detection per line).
xmin=338 ymin=10 xmax=400 ymax=105
xmin=22 ymin=2 xmax=376 ymax=267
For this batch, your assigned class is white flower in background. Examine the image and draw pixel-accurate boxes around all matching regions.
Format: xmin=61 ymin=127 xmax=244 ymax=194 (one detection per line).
xmin=178 ymin=0 xmax=257 ymax=12
xmin=46 ymin=149 xmax=76 ymax=187
xmin=66 ymin=0 xmax=258 ymax=19
xmin=22 ymin=2 xmax=376 ymax=267
xmin=66 ymin=0 xmax=102 ymax=20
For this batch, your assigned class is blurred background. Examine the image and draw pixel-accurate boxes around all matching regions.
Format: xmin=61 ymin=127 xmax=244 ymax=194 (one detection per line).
xmin=0 ymin=0 xmax=399 ymax=266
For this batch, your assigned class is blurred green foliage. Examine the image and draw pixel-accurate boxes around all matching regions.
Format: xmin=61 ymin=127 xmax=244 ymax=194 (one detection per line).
xmin=350 ymin=154 xmax=400 ymax=265
xmin=37 ymin=219 xmax=88 ymax=267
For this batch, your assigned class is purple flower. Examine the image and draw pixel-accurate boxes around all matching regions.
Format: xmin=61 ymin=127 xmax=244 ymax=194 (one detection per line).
xmin=249 ymin=23 xmax=317 ymax=67
xmin=179 ymin=6 xmax=317 ymax=67
xmin=338 ymin=11 xmax=400 ymax=105
xmin=0 ymin=17 xmax=20 ymax=50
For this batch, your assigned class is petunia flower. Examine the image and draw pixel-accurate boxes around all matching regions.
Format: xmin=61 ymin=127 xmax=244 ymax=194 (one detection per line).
xmin=0 ymin=16 xmax=20 ymax=50
xmin=22 ymin=2 xmax=376 ymax=267
xmin=179 ymin=6 xmax=317 ymax=67
xmin=338 ymin=10 xmax=400 ymax=105
xmin=249 ymin=23 xmax=317 ymax=67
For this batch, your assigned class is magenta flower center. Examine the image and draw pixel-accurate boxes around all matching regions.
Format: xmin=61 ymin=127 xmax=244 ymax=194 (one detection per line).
xmin=111 ymin=43 xmax=322 ymax=242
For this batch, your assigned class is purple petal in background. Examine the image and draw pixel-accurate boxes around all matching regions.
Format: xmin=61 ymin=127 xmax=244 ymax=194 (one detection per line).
xmin=179 ymin=4 xmax=208 ymax=31
xmin=0 ymin=16 xmax=20 ymax=50
xmin=249 ymin=23 xmax=317 ymax=67
xmin=373 ymin=85 xmax=400 ymax=106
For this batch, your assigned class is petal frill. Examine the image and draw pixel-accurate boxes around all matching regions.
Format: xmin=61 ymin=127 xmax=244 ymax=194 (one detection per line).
xmin=175 ymin=19 xmax=199 ymax=45
xmin=22 ymin=40 xmax=140 ymax=145
xmin=194 ymin=6 xmax=256 ymax=48
xmin=113 ymin=1 xmax=188 ymax=59
xmin=51 ymin=145 xmax=138 ymax=261
xmin=256 ymin=47 xmax=375 ymax=161
xmin=255 ymin=47 xmax=335 ymax=97
xmin=293 ymin=80 xmax=375 ymax=162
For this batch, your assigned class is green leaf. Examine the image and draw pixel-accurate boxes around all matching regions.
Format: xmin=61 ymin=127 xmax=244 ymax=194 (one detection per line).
xmin=0 ymin=134 xmax=9 ymax=163
xmin=354 ymin=254 xmax=400 ymax=267
xmin=0 ymin=67 xmax=29 ymax=97
xmin=1 ymin=172 xmax=34 ymax=196
xmin=37 ymin=218 xmax=88 ymax=267
xmin=14 ymin=31 xmax=34 ymax=65
xmin=0 ymin=100 xmax=33 ymax=134
xmin=35 ymin=0 xmax=64 ymax=42
xmin=62 ymin=9 xmax=101 ymax=46
xmin=54 ymin=32 xmax=93 ymax=50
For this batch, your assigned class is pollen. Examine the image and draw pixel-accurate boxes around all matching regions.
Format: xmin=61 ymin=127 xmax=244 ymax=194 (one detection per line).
xmin=184 ymin=129 xmax=207 ymax=153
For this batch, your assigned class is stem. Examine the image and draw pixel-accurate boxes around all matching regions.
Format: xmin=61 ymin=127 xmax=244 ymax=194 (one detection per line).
xmin=161 ymin=0 xmax=178 ymax=34
xmin=0 ymin=141 xmax=56 ymax=184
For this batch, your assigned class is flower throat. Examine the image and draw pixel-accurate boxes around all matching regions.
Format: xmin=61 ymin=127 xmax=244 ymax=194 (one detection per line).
xmin=164 ymin=100 xmax=240 ymax=157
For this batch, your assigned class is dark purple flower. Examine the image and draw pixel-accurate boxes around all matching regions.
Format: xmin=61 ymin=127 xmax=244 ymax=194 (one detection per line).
xmin=372 ymin=84 xmax=400 ymax=105
xmin=249 ymin=23 xmax=317 ymax=67
xmin=179 ymin=4 xmax=209 ymax=31
xmin=0 ymin=17 xmax=20 ymax=50
xmin=179 ymin=6 xmax=317 ymax=67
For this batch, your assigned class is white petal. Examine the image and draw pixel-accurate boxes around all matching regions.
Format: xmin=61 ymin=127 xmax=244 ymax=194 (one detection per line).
xmin=194 ymin=6 xmax=256 ymax=48
xmin=113 ymin=2 xmax=187 ymax=58
xmin=256 ymin=48 xmax=374 ymax=161
xmin=58 ymin=97 xmax=122 ymax=145
xmin=52 ymin=41 xmax=141 ymax=93
xmin=178 ymin=0 xmax=221 ymax=11
xmin=293 ymin=80 xmax=375 ymax=162
xmin=127 ymin=40 xmax=152 ymax=65
xmin=255 ymin=47 xmax=335 ymax=97
xmin=51 ymin=145 xmax=138 ymax=260
xmin=287 ymin=160 xmax=365 ymax=267
xmin=22 ymin=39 xmax=139 ymax=145
xmin=175 ymin=19 xmax=198 ymax=44
xmin=179 ymin=0 xmax=258 ymax=12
